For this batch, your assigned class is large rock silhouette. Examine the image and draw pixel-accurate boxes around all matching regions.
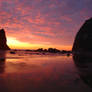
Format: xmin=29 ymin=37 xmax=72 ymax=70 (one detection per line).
xmin=72 ymin=18 xmax=92 ymax=52
xmin=0 ymin=29 xmax=10 ymax=50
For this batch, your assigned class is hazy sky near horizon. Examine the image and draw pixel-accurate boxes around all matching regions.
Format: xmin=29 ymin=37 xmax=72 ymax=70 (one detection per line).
xmin=0 ymin=0 xmax=92 ymax=49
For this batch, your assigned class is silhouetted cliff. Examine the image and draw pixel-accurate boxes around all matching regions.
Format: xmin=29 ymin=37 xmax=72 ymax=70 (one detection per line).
xmin=72 ymin=18 xmax=92 ymax=52
xmin=0 ymin=29 xmax=10 ymax=50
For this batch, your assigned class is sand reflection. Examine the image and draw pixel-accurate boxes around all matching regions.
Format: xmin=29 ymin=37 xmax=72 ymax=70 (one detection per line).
xmin=0 ymin=51 xmax=6 ymax=74
xmin=0 ymin=52 xmax=91 ymax=92
xmin=73 ymin=54 xmax=92 ymax=88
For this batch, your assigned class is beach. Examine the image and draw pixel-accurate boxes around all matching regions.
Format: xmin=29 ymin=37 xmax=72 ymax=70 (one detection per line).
xmin=0 ymin=50 xmax=92 ymax=92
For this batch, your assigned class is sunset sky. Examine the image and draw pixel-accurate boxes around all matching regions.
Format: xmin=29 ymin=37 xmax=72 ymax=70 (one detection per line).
xmin=0 ymin=0 xmax=92 ymax=50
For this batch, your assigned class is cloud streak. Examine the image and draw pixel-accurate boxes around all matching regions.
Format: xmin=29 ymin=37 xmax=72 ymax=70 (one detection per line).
xmin=0 ymin=0 xmax=92 ymax=49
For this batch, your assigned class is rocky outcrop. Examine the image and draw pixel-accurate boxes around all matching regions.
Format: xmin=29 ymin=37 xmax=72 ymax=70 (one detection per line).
xmin=0 ymin=29 xmax=10 ymax=50
xmin=72 ymin=18 xmax=92 ymax=52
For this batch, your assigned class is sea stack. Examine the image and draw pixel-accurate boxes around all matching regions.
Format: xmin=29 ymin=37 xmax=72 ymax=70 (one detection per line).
xmin=72 ymin=18 xmax=92 ymax=53
xmin=0 ymin=29 xmax=10 ymax=50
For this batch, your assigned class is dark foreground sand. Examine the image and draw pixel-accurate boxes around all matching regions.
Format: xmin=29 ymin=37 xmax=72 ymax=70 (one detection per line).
xmin=0 ymin=50 xmax=92 ymax=92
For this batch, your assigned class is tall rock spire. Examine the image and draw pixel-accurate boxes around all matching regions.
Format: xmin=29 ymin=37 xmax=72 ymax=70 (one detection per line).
xmin=0 ymin=29 xmax=10 ymax=50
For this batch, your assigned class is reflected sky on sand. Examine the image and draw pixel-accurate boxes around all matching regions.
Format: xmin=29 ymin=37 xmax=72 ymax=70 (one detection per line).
xmin=0 ymin=51 xmax=92 ymax=92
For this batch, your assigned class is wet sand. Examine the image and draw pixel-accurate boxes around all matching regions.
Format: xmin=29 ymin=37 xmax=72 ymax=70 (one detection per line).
xmin=0 ymin=50 xmax=92 ymax=92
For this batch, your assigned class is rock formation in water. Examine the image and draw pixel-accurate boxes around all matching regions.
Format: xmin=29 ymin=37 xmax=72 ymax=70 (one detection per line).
xmin=72 ymin=18 xmax=92 ymax=52
xmin=0 ymin=29 xmax=10 ymax=50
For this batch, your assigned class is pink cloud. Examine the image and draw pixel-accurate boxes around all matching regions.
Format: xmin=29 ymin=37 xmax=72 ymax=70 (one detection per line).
xmin=0 ymin=0 xmax=91 ymax=50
